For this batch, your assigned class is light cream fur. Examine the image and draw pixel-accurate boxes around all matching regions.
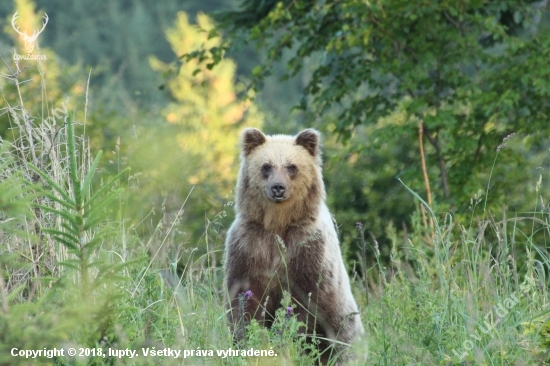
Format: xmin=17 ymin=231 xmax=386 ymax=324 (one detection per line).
xmin=235 ymin=131 xmax=324 ymax=232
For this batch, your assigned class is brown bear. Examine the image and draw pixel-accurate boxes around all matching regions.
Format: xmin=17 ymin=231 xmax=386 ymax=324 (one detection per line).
xmin=223 ymin=128 xmax=364 ymax=363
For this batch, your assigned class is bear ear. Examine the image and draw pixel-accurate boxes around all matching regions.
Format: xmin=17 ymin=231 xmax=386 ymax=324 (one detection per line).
xmin=295 ymin=128 xmax=321 ymax=156
xmin=241 ymin=128 xmax=266 ymax=156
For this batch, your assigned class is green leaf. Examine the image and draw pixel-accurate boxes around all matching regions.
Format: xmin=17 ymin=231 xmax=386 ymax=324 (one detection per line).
xmin=33 ymin=204 xmax=78 ymax=227
xmin=58 ymin=260 xmax=81 ymax=270
xmin=6 ymin=283 xmax=26 ymax=303
xmin=82 ymin=230 xmax=112 ymax=252
xmin=49 ymin=235 xmax=79 ymax=251
xmin=85 ymin=168 xmax=130 ymax=211
xmin=42 ymin=228 xmax=79 ymax=248
xmin=83 ymin=188 xmax=122 ymax=222
xmin=66 ymin=114 xmax=82 ymax=208
xmin=80 ymin=150 xmax=103 ymax=196
xmin=28 ymin=163 xmax=75 ymax=207
xmin=36 ymin=191 xmax=75 ymax=211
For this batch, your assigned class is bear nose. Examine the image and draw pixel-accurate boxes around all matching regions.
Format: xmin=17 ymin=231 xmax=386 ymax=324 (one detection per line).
xmin=271 ymin=183 xmax=286 ymax=198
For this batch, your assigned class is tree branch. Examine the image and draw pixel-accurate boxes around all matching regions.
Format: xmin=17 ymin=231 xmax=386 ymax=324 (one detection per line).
xmin=422 ymin=122 xmax=450 ymax=198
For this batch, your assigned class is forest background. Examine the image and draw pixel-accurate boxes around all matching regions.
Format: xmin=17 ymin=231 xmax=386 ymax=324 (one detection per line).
xmin=1 ymin=0 xmax=550 ymax=364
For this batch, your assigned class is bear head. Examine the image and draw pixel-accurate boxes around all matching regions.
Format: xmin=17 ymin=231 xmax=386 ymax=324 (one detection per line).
xmin=235 ymin=128 xmax=326 ymax=230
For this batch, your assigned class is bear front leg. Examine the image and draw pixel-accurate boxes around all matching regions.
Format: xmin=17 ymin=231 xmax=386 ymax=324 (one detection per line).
xmin=227 ymin=286 xmax=255 ymax=344
xmin=287 ymin=269 xmax=359 ymax=364
xmin=225 ymin=275 xmax=276 ymax=344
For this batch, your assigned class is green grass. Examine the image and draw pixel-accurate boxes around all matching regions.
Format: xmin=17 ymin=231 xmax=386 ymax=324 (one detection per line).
xmin=0 ymin=72 xmax=549 ymax=366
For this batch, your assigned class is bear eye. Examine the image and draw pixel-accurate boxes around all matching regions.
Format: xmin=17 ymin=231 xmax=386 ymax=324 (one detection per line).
xmin=287 ymin=164 xmax=297 ymax=173
xmin=261 ymin=164 xmax=272 ymax=174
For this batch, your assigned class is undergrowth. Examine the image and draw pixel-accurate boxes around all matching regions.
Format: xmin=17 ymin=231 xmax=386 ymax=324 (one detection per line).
xmin=0 ymin=64 xmax=549 ymax=366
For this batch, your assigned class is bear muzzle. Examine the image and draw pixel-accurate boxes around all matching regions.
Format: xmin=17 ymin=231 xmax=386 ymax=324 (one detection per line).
xmin=268 ymin=183 xmax=287 ymax=203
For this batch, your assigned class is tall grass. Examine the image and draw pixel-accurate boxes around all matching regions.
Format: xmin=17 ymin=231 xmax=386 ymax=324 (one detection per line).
xmin=0 ymin=65 xmax=549 ymax=365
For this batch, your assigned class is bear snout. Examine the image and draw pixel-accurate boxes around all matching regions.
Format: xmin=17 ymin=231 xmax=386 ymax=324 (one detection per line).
xmin=269 ymin=183 xmax=286 ymax=202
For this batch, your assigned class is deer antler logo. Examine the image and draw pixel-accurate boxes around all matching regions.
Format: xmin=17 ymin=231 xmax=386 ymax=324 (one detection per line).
xmin=11 ymin=11 xmax=49 ymax=54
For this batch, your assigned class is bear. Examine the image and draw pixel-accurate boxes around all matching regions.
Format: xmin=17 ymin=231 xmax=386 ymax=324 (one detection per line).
xmin=223 ymin=127 xmax=364 ymax=363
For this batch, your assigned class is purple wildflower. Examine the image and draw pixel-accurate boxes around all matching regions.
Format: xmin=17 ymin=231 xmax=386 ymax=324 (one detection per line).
xmin=286 ymin=306 xmax=293 ymax=315
xmin=245 ymin=290 xmax=253 ymax=299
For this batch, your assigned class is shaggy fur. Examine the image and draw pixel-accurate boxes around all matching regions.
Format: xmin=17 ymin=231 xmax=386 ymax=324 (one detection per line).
xmin=224 ymin=128 xmax=364 ymax=362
